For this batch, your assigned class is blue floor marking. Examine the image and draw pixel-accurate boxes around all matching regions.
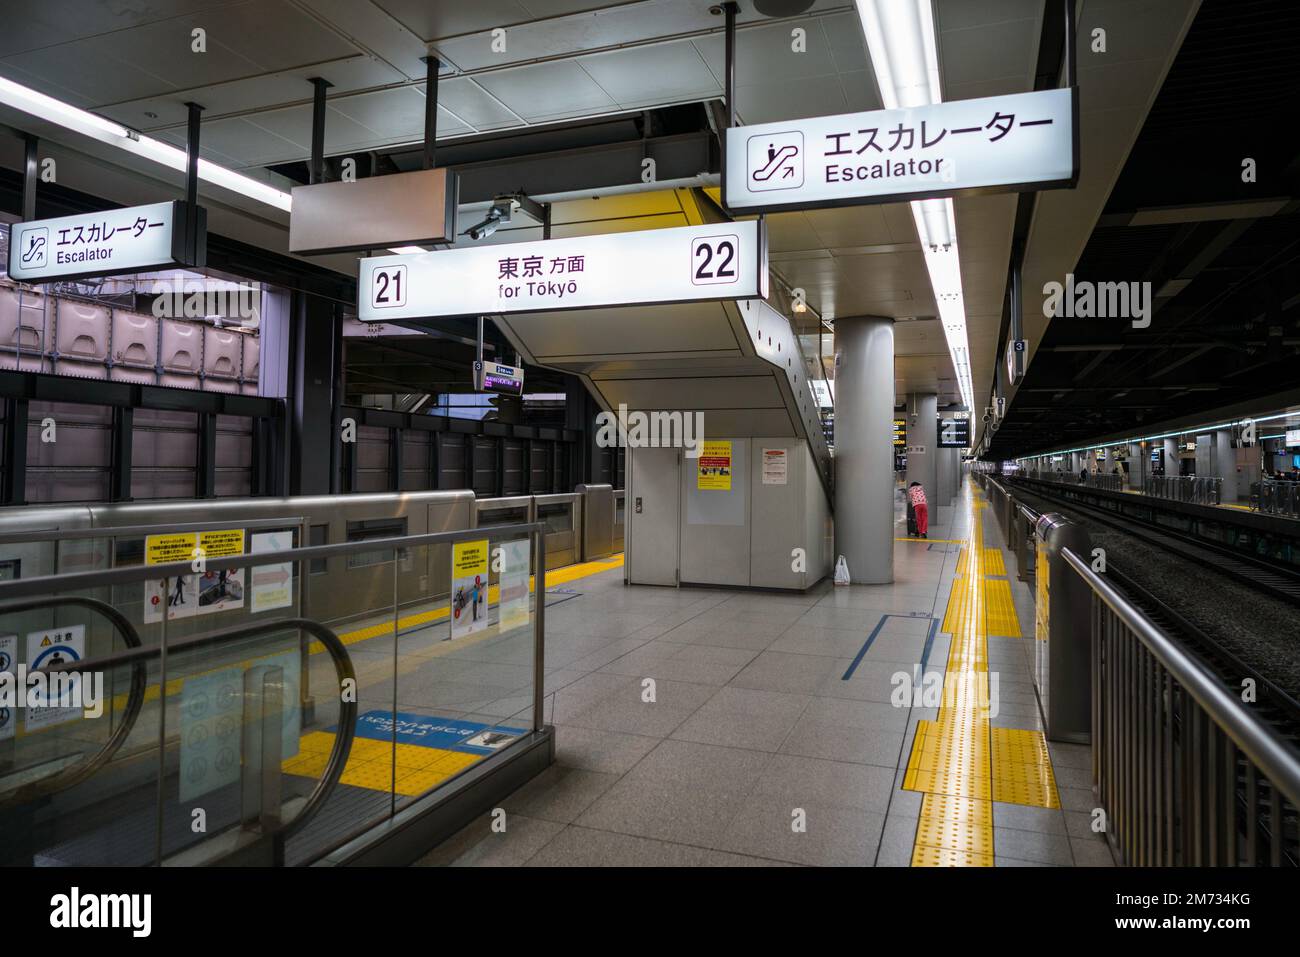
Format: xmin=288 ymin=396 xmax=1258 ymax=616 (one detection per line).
xmin=842 ymin=614 xmax=941 ymax=681
xmin=919 ymin=617 xmax=939 ymax=672
xmin=842 ymin=615 xmax=888 ymax=680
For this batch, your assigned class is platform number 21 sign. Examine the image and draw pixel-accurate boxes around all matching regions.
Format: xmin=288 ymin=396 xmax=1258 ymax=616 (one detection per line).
xmin=370 ymin=264 xmax=407 ymax=309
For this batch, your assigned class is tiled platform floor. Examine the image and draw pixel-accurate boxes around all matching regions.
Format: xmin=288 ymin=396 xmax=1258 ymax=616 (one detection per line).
xmin=416 ymin=479 xmax=1115 ymax=867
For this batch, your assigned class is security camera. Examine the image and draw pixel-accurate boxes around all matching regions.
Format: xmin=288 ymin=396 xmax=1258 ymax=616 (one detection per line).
xmin=465 ymin=213 xmax=499 ymax=241
xmin=982 ymin=412 xmax=992 ymax=423
xmin=464 ymin=196 xmax=517 ymax=241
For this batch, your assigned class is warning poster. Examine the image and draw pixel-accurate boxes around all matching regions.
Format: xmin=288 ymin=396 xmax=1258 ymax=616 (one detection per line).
xmin=761 ymin=447 xmax=788 ymax=485
xmin=696 ymin=440 xmax=733 ymax=490
xmin=450 ymin=539 xmax=489 ymax=640
xmin=24 ymin=624 xmax=86 ymax=731
xmin=144 ymin=529 xmax=245 ymax=623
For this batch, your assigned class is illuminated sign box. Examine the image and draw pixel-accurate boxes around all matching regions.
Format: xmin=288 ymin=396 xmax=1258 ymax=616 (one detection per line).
xmin=938 ymin=414 xmax=970 ymax=449
xmin=357 ymin=221 xmax=767 ymax=322
xmin=724 ymin=88 xmax=1076 ymax=214
xmin=475 ymin=359 xmax=524 ymax=397
xmin=289 ymin=168 xmax=457 ymax=255
xmin=8 ymin=200 xmax=204 ymax=283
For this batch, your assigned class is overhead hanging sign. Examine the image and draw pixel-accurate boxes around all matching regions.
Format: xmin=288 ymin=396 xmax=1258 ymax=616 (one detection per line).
xmin=1006 ymin=338 xmax=1025 ymax=386
xmin=289 ymin=168 xmax=457 ymax=255
xmin=357 ymin=221 xmax=767 ymax=322
xmin=7 ymin=200 xmax=204 ymax=283
xmin=723 ymin=88 xmax=1076 ymax=214
xmin=938 ymin=413 xmax=971 ymax=449
xmin=474 ymin=359 xmax=524 ymax=397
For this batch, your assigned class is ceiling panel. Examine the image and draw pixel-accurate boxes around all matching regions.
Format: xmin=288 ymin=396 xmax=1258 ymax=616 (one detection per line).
xmin=576 ymin=41 xmax=718 ymax=108
xmin=0 ymin=0 xmax=222 ymax=58
xmin=99 ymin=56 xmax=408 ymax=132
xmin=370 ymin=0 xmax=533 ymax=41
xmin=472 ymin=60 xmax=617 ymax=121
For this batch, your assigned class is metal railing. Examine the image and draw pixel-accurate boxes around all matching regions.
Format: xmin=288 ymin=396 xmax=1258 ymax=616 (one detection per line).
xmin=1064 ymin=548 xmax=1300 ymax=866
xmin=1254 ymin=480 xmax=1300 ymax=519
xmin=1143 ymin=474 xmax=1223 ymax=505
xmin=1023 ymin=469 xmax=1124 ymax=492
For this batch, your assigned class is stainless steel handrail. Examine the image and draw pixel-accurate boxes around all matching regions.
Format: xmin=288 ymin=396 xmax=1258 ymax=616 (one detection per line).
xmin=1063 ymin=547 xmax=1300 ymax=810
xmin=0 ymin=521 xmax=547 ymax=601
xmin=0 ymin=516 xmax=305 ymax=546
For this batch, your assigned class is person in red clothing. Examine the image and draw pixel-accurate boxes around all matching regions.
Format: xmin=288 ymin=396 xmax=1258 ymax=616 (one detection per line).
xmin=908 ymin=481 xmax=929 ymax=538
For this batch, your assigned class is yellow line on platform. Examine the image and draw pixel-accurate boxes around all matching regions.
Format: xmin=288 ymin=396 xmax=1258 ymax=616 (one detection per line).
xmin=904 ymin=484 xmax=1057 ymax=867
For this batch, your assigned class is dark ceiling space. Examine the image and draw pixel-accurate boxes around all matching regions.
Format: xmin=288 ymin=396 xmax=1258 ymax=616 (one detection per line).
xmin=988 ymin=0 xmax=1300 ymax=458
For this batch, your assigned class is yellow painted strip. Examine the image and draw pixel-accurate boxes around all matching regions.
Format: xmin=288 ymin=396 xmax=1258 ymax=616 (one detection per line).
xmin=983 ymin=548 xmax=1006 ymax=577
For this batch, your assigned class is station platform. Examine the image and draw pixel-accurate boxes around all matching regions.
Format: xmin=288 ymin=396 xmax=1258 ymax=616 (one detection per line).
xmin=417 ymin=478 xmax=1115 ymax=867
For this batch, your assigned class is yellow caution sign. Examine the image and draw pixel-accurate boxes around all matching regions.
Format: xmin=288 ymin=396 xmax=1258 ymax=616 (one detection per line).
xmin=696 ymin=440 xmax=732 ymax=490
xmin=145 ymin=532 xmax=197 ymax=566
xmin=198 ymin=529 xmax=245 ymax=558
xmin=452 ymin=540 xmax=489 ymax=577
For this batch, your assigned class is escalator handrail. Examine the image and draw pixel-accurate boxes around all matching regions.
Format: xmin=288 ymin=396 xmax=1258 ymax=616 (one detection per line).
xmin=0 ymin=595 xmax=148 ymax=807
xmin=197 ymin=616 xmax=357 ymax=847
xmin=0 ymin=605 xmax=356 ymax=852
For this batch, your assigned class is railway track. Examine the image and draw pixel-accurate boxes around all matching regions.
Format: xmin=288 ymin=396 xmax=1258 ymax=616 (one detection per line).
xmin=1009 ymin=481 xmax=1300 ymax=736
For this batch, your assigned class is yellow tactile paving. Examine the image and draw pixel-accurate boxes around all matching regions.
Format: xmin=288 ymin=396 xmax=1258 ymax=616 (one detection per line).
xmin=984 ymin=579 xmax=1022 ymax=638
xmin=990 ymin=726 xmax=1060 ymax=808
xmin=906 ymin=482 xmax=1060 ymax=865
xmin=283 ymin=730 xmax=484 ymax=796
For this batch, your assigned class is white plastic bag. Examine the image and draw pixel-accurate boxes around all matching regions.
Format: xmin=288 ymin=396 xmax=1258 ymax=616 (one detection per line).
xmin=833 ymin=555 xmax=851 ymax=586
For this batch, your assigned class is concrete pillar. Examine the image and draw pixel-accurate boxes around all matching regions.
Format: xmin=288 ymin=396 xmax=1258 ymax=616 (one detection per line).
xmin=904 ymin=393 xmax=938 ymax=504
xmin=1163 ymin=438 xmax=1179 ymax=476
xmin=833 ymin=317 xmax=895 ymax=584
xmin=1195 ymin=434 xmax=1213 ymax=478
xmin=935 ymin=447 xmax=957 ymax=507
xmin=1128 ymin=442 xmax=1146 ymax=489
xmin=1215 ymin=429 xmax=1237 ymax=502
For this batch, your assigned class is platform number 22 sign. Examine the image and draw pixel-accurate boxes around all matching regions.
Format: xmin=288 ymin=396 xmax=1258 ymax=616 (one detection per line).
xmin=691 ymin=234 xmax=739 ymax=286
xmin=371 ymin=264 xmax=408 ymax=309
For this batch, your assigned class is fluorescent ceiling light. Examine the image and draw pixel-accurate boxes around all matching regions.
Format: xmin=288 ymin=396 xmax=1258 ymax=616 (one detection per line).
xmin=0 ymin=75 xmax=292 ymax=213
xmin=387 ymin=246 xmax=426 ymax=255
xmin=856 ymin=0 xmax=974 ymax=413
